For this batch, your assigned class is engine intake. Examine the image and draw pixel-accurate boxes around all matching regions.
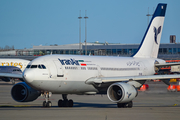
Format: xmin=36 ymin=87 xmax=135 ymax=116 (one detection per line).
xmin=107 ymin=82 xmax=137 ymax=103
xmin=11 ymin=82 xmax=40 ymax=102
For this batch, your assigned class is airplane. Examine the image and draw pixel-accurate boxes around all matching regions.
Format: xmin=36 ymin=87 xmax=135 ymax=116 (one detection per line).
xmin=0 ymin=66 xmax=22 ymax=84
xmin=10 ymin=3 xmax=180 ymax=108
xmin=0 ymin=58 xmax=30 ymax=71
xmin=0 ymin=59 xmax=30 ymax=84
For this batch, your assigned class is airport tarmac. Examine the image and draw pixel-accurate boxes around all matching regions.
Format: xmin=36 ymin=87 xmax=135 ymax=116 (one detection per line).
xmin=0 ymin=80 xmax=180 ymax=120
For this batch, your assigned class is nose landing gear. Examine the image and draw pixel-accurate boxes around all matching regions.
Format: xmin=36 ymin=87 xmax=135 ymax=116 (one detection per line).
xmin=42 ymin=92 xmax=52 ymax=107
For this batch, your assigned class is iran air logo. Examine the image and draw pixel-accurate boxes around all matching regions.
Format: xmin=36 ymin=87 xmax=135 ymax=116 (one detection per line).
xmin=58 ymin=58 xmax=87 ymax=66
xmin=154 ymin=26 xmax=161 ymax=45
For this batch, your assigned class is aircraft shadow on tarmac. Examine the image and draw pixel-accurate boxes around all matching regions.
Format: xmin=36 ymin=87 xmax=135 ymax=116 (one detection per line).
xmin=73 ymin=102 xmax=116 ymax=108
xmin=1 ymin=102 xmax=179 ymax=108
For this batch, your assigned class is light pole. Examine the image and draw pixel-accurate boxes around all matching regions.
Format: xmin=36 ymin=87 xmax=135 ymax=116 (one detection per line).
xmin=84 ymin=10 xmax=88 ymax=55
xmin=78 ymin=10 xmax=82 ymax=55
xmin=146 ymin=7 xmax=152 ymax=26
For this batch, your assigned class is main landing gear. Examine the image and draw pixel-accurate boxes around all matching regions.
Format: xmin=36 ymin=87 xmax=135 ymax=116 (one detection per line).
xmin=58 ymin=94 xmax=73 ymax=107
xmin=11 ymin=79 xmax=15 ymax=85
xmin=42 ymin=92 xmax=52 ymax=107
xmin=117 ymin=101 xmax=133 ymax=108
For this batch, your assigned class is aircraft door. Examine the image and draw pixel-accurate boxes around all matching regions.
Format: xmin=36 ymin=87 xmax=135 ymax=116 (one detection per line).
xmin=53 ymin=60 xmax=64 ymax=77
xmin=139 ymin=61 xmax=148 ymax=75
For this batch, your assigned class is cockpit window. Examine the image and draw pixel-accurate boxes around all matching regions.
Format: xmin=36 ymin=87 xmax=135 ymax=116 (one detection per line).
xmin=13 ymin=69 xmax=21 ymax=72
xmin=26 ymin=65 xmax=31 ymax=68
xmin=26 ymin=64 xmax=46 ymax=69
xmin=31 ymin=65 xmax=37 ymax=68
xmin=41 ymin=65 xmax=46 ymax=69
xmin=38 ymin=65 xmax=42 ymax=69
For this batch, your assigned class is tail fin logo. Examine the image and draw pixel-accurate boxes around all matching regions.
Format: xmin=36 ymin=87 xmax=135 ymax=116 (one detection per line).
xmin=154 ymin=26 xmax=161 ymax=44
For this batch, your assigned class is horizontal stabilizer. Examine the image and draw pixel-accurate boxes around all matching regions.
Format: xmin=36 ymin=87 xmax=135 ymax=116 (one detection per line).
xmin=155 ymin=62 xmax=180 ymax=67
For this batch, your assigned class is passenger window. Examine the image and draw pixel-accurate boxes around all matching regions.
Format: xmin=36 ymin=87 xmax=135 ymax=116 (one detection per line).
xmin=26 ymin=65 xmax=31 ymax=68
xmin=31 ymin=65 xmax=37 ymax=68
xmin=41 ymin=65 xmax=46 ymax=69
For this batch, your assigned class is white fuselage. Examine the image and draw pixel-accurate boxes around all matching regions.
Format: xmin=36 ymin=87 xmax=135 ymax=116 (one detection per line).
xmin=23 ymin=55 xmax=164 ymax=94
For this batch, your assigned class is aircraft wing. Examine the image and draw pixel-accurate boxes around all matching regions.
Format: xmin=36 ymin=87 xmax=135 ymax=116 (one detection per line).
xmin=0 ymin=73 xmax=23 ymax=79
xmin=155 ymin=63 xmax=180 ymax=67
xmin=0 ymin=66 xmax=23 ymax=82
xmin=85 ymin=74 xmax=180 ymax=84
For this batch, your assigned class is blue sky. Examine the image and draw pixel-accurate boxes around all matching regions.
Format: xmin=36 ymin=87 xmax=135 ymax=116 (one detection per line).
xmin=0 ymin=0 xmax=180 ymax=49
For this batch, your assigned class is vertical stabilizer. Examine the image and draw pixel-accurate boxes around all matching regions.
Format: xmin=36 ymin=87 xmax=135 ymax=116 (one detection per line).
xmin=133 ymin=3 xmax=167 ymax=58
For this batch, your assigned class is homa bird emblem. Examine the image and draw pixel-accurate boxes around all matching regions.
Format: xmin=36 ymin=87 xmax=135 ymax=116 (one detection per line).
xmin=127 ymin=92 xmax=132 ymax=98
xmin=154 ymin=26 xmax=161 ymax=44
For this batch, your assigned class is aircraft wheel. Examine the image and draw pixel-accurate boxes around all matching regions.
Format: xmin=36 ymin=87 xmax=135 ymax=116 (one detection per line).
xmin=117 ymin=102 xmax=132 ymax=108
xmin=127 ymin=101 xmax=133 ymax=108
xmin=63 ymin=100 xmax=69 ymax=107
xmin=68 ymin=99 xmax=73 ymax=107
xmin=117 ymin=103 xmax=123 ymax=108
xmin=47 ymin=101 xmax=52 ymax=107
xmin=43 ymin=101 xmax=46 ymax=107
xmin=59 ymin=94 xmax=74 ymax=107
xmin=58 ymin=99 xmax=63 ymax=107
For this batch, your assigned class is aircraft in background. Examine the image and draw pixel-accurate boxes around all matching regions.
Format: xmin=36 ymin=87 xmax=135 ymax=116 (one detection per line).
xmin=0 ymin=66 xmax=22 ymax=84
xmin=0 ymin=59 xmax=30 ymax=84
xmin=10 ymin=3 xmax=180 ymax=108
xmin=0 ymin=59 xmax=30 ymax=71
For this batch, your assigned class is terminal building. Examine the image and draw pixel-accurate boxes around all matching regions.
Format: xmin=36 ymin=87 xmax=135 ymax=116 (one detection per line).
xmin=0 ymin=35 xmax=179 ymax=60
xmin=0 ymin=41 xmax=180 ymax=60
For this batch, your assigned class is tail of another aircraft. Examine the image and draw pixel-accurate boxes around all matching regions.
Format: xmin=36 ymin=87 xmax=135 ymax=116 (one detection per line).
xmin=133 ymin=3 xmax=167 ymax=58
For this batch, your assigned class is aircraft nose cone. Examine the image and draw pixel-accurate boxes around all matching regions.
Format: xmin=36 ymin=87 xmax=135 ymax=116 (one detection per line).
xmin=23 ymin=70 xmax=34 ymax=84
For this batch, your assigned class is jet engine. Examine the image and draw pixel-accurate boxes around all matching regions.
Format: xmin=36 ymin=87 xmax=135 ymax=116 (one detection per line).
xmin=107 ymin=82 xmax=138 ymax=103
xmin=11 ymin=82 xmax=40 ymax=102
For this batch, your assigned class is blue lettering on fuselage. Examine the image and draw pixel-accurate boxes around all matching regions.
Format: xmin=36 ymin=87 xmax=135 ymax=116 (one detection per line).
xmin=58 ymin=58 xmax=80 ymax=65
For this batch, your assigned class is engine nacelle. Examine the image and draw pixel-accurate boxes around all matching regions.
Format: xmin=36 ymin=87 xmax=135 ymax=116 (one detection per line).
xmin=107 ymin=82 xmax=138 ymax=103
xmin=11 ymin=82 xmax=40 ymax=102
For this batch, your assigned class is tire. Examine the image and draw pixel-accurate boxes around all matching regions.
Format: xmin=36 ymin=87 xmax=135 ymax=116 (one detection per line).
xmin=63 ymin=100 xmax=69 ymax=107
xmin=43 ymin=101 xmax=46 ymax=107
xmin=117 ymin=103 xmax=123 ymax=108
xmin=68 ymin=99 xmax=73 ymax=107
xmin=47 ymin=101 xmax=52 ymax=107
xmin=58 ymin=99 xmax=63 ymax=107
xmin=127 ymin=101 xmax=133 ymax=108
xmin=123 ymin=103 xmax=127 ymax=108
